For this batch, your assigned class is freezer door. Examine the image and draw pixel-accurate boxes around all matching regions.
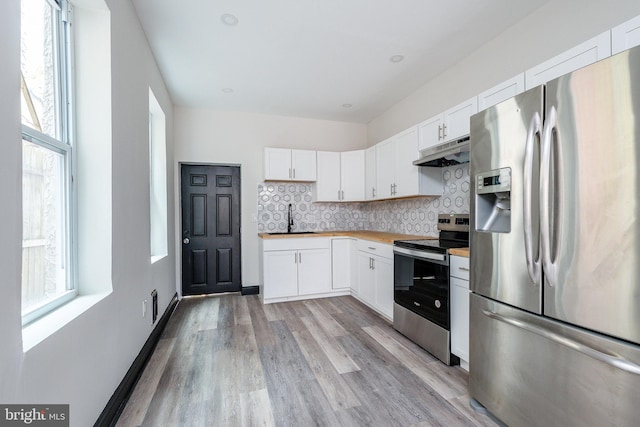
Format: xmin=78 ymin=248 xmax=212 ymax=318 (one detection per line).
xmin=470 ymin=294 xmax=640 ymax=427
xmin=470 ymin=86 xmax=544 ymax=314
xmin=542 ymin=46 xmax=640 ymax=345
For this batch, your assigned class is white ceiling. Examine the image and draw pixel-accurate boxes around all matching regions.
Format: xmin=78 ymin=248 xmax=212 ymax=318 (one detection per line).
xmin=131 ymin=0 xmax=548 ymax=123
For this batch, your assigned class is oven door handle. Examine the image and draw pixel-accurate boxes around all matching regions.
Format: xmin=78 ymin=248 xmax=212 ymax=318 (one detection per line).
xmin=393 ymin=246 xmax=446 ymax=262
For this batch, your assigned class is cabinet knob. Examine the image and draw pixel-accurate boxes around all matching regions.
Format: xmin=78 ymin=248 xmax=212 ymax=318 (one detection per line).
xmin=183 ymin=238 xmax=190 ymax=244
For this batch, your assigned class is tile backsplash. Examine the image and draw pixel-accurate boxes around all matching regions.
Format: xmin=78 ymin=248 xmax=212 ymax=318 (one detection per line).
xmin=257 ymin=164 xmax=470 ymax=237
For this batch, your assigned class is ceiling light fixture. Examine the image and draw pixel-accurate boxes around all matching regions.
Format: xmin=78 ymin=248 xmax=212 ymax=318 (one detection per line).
xmin=389 ymin=55 xmax=404 ymax=63
xmin=342 ymin=104 xmax=353 ymax=108
xmin=222 ymin=87 xmax=234 ymax=94
xmin=221 ymin=13 xmax=238 ymax=26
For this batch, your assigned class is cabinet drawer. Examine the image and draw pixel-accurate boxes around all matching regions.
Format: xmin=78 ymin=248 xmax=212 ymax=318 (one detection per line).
xmin=356 ymin=239 xmax=393 ymax=259
xmin=450 ymin=255 xmax=470 ymax=281
xmin=451 ymin=276 xmax=470 ymax=291
xmin=263 ymin=237 xmax=330 ymax=251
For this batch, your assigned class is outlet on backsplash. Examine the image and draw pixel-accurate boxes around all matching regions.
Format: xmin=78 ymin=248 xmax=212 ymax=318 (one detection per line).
xmin=257 ymin=164 xmax=469 ymax=236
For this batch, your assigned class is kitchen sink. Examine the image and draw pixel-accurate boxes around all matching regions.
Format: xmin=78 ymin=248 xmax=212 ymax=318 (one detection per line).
xmin=266 ymin=231 xmax=317 ymax=235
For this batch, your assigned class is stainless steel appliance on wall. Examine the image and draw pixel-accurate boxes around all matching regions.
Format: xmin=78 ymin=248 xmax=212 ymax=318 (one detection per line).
xmin=393 ymin=214 xmax=469 ymax=365
xmin=469 ymin=46 xmax=640 ymax=426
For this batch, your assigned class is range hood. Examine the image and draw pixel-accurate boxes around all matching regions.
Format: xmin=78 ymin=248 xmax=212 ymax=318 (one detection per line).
xmin=413 ymin=136 xmax=470 ymax=167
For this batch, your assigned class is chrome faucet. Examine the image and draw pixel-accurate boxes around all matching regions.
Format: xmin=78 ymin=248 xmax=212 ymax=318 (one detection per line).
xmin=287 ymin=203 xmax=294 ymax=233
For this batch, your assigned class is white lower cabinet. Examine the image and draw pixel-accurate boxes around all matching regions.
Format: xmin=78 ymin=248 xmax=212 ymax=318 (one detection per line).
xmin=262 ymin=238 xmax=332 ymax=302
xmin=356 ymin=240 xmax=394 ymax=320
xmin=298 ymin=248 xmax=332 ymax=296
xmin=374 ymin=256 xmax=393 ymax=319
xmin=332 ymin=238 xmax=356 ymax=291
xmin=262 ymin=236 xmax=394 ymax=319
xmin=450 ymin=255 xmax=470 ymax=367
xmin=357 ymin=251 xmax=376 ymax=304
xmin=263 ymin=250 xmax=299 ymax=299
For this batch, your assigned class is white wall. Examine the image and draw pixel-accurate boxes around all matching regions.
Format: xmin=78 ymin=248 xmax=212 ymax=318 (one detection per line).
xmin=0 ymin=1 xmax=176 ymax=426
xmin=367 ymin=0 xmax=640 ymax=144
xmin=173 ymin=108 xmax=367 ymax=288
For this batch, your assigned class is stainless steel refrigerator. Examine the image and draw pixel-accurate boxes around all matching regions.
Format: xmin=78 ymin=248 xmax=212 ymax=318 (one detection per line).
xmin=469 ymin=45 xmax=640 ymax=426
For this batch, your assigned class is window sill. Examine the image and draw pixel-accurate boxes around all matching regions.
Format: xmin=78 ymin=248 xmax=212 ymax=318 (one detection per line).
xmin=22 ymin=291 xmax=111 ymax=353
xmin=151 ymin=254 xmax=168 ymax=264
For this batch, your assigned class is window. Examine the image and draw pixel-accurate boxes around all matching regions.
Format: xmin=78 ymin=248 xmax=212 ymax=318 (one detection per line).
xmin=21 ymin=0 xmax=75 ymax=324
xmin=149 ymin=89 xmax=167 ymax=261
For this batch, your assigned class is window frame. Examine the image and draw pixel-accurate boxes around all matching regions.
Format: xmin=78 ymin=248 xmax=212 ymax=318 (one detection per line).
xmin=21 ymin=0 xmax=77 ymax=325
xmin=149 ymin=88 xmax=168 ymax=262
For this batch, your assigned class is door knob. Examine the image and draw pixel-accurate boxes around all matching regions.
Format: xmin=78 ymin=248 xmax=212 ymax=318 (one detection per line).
xmin=183 ymin=238 xmax=190 ymax=244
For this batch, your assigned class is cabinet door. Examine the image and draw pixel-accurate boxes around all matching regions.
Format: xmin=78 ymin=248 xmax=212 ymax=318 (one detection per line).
xmin=443 ymin=97 xmax=477 ymax=142
xmin=357 ymin=251 xmax=375 ymax=305
xmin=525 ymin=31 xmax=611 ymax=89
xmin=340 ymin=150 xmax=365 ymax=201
xmin=365 ymin=146 xmax=377 ymax=200
xmin=418 ymin=114 xmax=444 ymax=151
xmin=291 ymin=149 xmax=317 ymax=181
xmin=263 ymin=250 xmax=298 ymax=299
xmin=373 ymin=255 xmax=394 ymax=319
xmin=451 ymin=277 xmax=470 ymax=362
xmin=612 ymin=14 xmax=640 ymax=54
xmin=478 ymin=74 xmax=525 ymax=111
xmin=394 ymin=127 xmax=420 ymax=198
xmin=331 ymin=238 xmax=354 ymax=290
xmin=297 ymin=248 xmax=332 ymax=296
xmin=264 ymin=148 xmax=291 ymax=180
xmin=315 ymin=151 xmax=341 ymax=201
xmin=375 ymin=138 xmax=395 ymax=199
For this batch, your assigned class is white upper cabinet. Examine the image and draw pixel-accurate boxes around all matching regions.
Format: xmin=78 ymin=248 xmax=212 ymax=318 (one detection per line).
xmin=291 ymin=149 xmax=317 ymax=181
xmin=394 ymin=127 xmax=420 ymax=198
xmin=264 ymin=148 xmax=293 ymax=181
xmin=525 ymin=31 xmax=611 ymax=89
xmin=478 ymin=73 xmax=526 ymax=112
xmin=315 ymin=150 xmax=364 ymax=202
xmin=418 ymin=97 xmax=477 ymax=151
xmin=365 ymin=146 xmax=377 ymax=201
xmin=340 ymin=150 xmax=365 ymax=201
xmin=264 ymin=148 xmax=317 ymax=181
xmin=376 ymin=127 xmax=443 ymax=200
xmin=417 ymin=114 xmax=444 ymax=151
xmin=443 ymin=97 xmax=477 ymax=142
xmin=315 ymin=151 xmax=341 ymax=201
xmin=375 ymin=138 xmax=396 ymax=199
xmin=612 ymin=14 xmax=640 ymax=54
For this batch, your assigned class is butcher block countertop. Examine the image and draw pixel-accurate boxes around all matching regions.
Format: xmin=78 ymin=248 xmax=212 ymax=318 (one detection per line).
xmin=449 ymin=247 xmax=470 ymax=257
xmin=258 ymin=230 xmax=433 ymax=245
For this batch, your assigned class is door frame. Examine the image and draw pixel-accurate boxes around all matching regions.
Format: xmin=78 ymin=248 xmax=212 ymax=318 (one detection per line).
xmin=177 ymin=162 xmax=242 ymax=297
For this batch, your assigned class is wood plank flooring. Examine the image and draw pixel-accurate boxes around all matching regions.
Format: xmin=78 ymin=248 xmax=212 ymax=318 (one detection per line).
xmin=116 ymin=295 xmax=498 ymax=427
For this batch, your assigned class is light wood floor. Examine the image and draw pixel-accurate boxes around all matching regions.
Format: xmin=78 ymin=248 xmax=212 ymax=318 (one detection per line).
xmin=115 ymin=294 xmax=498 ymax=427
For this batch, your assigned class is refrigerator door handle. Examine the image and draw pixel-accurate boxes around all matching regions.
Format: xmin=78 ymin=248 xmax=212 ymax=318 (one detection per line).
xmin=540 ymin=105 xmax=560 ymax=287
xmin=482 ymin=309 xmax=640 ymax=375
xmin=524 ymin=112 xmax=542 ymax=287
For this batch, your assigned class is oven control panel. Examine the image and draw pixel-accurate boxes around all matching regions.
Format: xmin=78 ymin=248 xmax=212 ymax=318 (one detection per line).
xmin=437 ymin=214 xmax=470 ymax=232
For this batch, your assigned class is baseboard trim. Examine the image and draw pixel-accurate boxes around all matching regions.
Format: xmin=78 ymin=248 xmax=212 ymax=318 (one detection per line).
xmin=95 ymin=292 xmax=179 ymax=427
xmin=241 ymin=285 xmax=260 ymax=295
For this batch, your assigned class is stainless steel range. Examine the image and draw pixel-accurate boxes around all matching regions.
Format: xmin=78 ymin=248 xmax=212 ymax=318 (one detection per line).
xmin=393 ymin=213 xmax=469 ymax=365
